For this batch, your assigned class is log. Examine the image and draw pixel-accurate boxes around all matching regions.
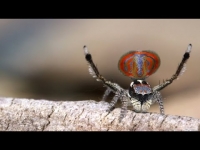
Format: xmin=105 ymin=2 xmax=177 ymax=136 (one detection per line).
xmin=0 ymin=97 xmax=199 ymax=131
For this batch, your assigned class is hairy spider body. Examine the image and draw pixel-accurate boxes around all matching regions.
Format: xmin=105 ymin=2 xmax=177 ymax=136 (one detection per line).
xmin=83 ymin=44 xmax=192 ymax=122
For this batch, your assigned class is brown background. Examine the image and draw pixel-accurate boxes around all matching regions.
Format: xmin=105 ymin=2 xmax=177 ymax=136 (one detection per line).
xmin=0 ymin=19 xmax=199 ymax=118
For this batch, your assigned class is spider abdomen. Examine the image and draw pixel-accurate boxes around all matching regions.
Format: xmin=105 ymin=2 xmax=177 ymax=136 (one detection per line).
xmin=118 ymin=50 xmax=160 ymax=78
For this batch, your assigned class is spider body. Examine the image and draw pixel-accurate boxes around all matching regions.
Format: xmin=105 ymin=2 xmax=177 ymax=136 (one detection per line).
xmin=83 ymin=44 xmax=192 ymax=122
xmin=119 ymin=50 xmax=160 ymax=112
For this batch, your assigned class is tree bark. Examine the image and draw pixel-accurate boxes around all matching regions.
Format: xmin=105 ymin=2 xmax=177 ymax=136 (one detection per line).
xmin=0 ymin=97 xmax=199 ymax=131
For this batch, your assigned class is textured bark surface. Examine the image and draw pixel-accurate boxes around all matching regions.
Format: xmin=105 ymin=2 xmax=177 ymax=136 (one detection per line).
xmin=0 ymin=97 xmax=199 ymax=131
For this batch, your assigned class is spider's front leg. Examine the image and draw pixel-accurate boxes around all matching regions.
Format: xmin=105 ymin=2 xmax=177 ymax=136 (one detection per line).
xmin=152 ymin=44 xmax=192 ymax=115
xmin=83 ymin=46 xmax=127 ymax=114
xmin=153 ymin=44 xmax=192 ymax=92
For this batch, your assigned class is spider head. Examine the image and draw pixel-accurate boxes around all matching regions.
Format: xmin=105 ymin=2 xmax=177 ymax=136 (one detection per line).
xmin=128 ymin=79 xmax=153 ymax=103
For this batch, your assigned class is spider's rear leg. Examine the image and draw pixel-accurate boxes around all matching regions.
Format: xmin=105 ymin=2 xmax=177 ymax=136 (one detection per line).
xmin=102 ymin=87 xmax=112 ymax=101
xmin=119 ymin=96 xmax=129 ymax=122
xmin=102 ymin=87 xmax=119 ymax=111
xmin=106 ymin=94 xmax=119 ymax=112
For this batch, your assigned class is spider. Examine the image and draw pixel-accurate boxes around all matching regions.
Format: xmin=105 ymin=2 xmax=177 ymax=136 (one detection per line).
xmin=83 ymin=44 xmax=192 ymax=122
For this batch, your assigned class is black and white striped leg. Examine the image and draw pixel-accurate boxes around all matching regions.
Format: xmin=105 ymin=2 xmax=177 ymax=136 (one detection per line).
xmin=83 ymin=46 xmax=122 ymax=92
xmin=154 ymin=91 xmax=164 ymax=115
xmin=102 ymin=87 xmax=112 ymax=101
xmin=83 ymin=45 xmax=107 ymax=83
xmin=106 ymin=94 xmax=120 ymax=112
xmin=153 ymin=44 xmax=192 ymax=92
xmin=119 ymin=97 xmax=129 ymax=122
xmin=83 ymin=45 xmax=126 ymax=118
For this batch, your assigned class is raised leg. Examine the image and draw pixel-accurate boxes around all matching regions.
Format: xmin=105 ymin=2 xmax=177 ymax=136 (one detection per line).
xmin=153 ymin=44 xmax=192 ymax=92
xmin=83 ymin=45 xmax=106 ymax=83
xmin=84 ymin=45 xmax=129 ymax=121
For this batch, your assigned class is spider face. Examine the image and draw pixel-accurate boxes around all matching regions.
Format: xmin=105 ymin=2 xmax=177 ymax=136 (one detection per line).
xmin=83 ymin=44 xmax=192 ymax=122
xmin=128 ymin=79 xmax=154 ymax=113
xmin=129 ymin=80 xmax=152 ymax=100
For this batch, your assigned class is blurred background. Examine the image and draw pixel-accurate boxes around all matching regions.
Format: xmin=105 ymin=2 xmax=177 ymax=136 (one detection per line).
xmin=0 ymin=19 xmax=200 ymax=118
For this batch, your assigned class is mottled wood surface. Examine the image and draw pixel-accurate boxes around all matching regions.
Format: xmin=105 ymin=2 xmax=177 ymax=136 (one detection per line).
xmin=0 ymin=97 xmax=199 ymax=131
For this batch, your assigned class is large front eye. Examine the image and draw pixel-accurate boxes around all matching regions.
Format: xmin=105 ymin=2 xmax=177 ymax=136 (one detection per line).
xmin=134 ymin=80 xmax=140 ymax=84
xmin=142 ymin=80 xmax=147 ymax=84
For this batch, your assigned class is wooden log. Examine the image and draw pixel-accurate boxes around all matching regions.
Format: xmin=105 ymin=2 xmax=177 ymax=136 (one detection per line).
xmin=0 ymin=97 xmax=199 ymax=131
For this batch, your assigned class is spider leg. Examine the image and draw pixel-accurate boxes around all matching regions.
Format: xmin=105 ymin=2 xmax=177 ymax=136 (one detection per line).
xmin=83 ymin=45 xmax=125 ymax=101
xmin=102 ymin=87 xmax=112 ymax=101
xmin=106 ymin=94 xmax=120 ymax=112
xmin=119 ymin=96 xmax=129 ymax=122
xmin=84 ymin=46 xmax=129 ymax=121
xmin=152 ymin=91 xmax=164 ymax=115
xmin=153 ymin=44 xmax=192 ymax=92
xmin=83 ymin=46 xmax=106 ymax=83
xmin=83 ymin=46 xmax=119 ymax=90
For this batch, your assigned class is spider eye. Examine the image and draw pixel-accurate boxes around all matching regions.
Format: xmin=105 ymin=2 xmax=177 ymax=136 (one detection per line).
xmin=134 ymin=80 xmax=140 ymax=84
xmin=142 ymin=80 xmax=147 ymax=84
